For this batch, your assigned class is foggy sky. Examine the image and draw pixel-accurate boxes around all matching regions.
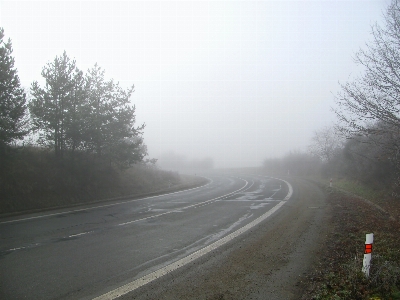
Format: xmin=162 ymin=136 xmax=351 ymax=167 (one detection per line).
xmin=0 ymin=1 xmax=388 ymax=168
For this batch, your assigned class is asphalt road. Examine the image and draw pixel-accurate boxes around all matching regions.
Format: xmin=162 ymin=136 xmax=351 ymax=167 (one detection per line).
xmin=0 ymin=173 xmax=291 ymax=300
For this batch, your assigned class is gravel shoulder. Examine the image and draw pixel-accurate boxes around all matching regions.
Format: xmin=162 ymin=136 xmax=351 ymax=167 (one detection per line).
xmin=120 ymin=177 xmax=330 ymax=300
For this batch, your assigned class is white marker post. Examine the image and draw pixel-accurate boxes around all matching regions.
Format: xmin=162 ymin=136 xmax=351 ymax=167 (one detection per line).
xmin=362 ymin=233 xmax=374 ymax=277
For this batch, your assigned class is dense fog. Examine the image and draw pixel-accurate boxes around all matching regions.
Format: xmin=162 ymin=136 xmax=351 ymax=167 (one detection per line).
xmin=1 ymin=1 xmax=387 ymax=168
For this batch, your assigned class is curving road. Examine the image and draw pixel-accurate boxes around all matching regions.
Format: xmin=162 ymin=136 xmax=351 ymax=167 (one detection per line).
xmin=0 ymin=173 xmax=292 ymax=300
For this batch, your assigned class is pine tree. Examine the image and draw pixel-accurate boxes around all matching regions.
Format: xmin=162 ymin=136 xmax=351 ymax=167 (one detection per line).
xmin=0 ymin=28 xmax=27 ymax=149
xmin=30 ymin=51 xmax=85 ymax=158
xmin=84 ymin=64 xmax=146 ymax=166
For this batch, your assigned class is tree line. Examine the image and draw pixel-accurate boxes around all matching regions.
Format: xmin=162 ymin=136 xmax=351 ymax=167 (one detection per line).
xmin=264 ymin=0 xmax=400 ymax=194
xmin=0 ymin=27 xmax=156 ymax=212
xmin=0 ymin=29 xmax=146 ymax=167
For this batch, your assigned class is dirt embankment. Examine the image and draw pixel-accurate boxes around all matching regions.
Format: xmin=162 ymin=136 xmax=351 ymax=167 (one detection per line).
xmin=120 ymin=178 xmax=331 ymax=300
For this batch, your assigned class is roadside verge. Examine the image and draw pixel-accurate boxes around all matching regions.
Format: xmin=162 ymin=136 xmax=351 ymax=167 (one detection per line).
xmin=301 ymin=180 xmax=400 ymax=299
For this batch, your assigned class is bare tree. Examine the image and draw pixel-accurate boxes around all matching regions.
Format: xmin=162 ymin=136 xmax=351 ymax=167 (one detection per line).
xmin=308 ymin=126 xmax=344 ymax=162
xmin=334 ymin=0 xmax=400 ymax=157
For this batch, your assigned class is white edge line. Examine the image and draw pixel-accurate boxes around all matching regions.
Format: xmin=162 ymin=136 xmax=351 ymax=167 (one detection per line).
xmin=255 ymin=175 xmax=293 ymax=201
xmin=3 ymin=177 xmax=249 ymax=254
xmin=116 ymin=178 xmax=249 ymax=227
xmin=274 ymin=178 xmax=293 ymax=201
xmin=92 ymin=180 xmax=293 ymax=300
xmin=0 ymin=176 xmax=214 ymax=224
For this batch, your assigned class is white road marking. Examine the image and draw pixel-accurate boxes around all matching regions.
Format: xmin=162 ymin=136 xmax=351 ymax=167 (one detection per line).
xmin=256 ymin=175 xmax=293 ymax=201
xmin=92 ymin=179 xmax=293 ymax=300
xmin=204 ymin=213 xmax=253 ymax=244
xmin=0 ymin=177 xmax=213 ymax=224
xmin=250 ymin=203 xmax=270 ymax=209
xmin=68 ymin=231 xmax=93 ymax=238
xmin=118 ymin=211 xmax=175 ymax=226
xmin=117 ymin=178 xmax=249 ymax=227
xmin=8 ymin=246 xmax=26 ymax=251
xmin=282 ymin=179 xmax=293 ymax=200
xmin=7 ymin=243 xmax=41 ymax=252
xmin=218 ymin=199 xmax=280 ymax=202
xmin=2 ymin=177 xmax=244 ymax=253
xmin=6 ymin=232 xmax=94 ymax=253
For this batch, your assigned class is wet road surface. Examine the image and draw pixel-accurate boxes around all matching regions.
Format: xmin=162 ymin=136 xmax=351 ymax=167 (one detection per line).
xmin=0 ymin=173 xmax=290 ymax=300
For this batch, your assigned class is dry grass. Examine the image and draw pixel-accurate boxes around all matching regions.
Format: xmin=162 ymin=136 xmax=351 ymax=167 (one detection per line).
xmin=302 ymin=182 xmax=400 ymax=300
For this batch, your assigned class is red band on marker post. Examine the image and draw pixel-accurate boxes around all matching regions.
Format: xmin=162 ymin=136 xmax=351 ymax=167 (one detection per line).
xmin=362 ymin=233 xmax=374 ymax=277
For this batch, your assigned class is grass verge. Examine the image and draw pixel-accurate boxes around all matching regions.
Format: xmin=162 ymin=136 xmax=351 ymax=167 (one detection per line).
xmin=301 ymin=181 xmax=400 ymax=300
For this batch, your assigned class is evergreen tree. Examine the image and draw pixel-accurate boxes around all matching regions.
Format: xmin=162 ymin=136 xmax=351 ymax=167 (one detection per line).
xmin=0 ymin=28 xmax=27 ymax=148
xmin=30 ymin=53 xmax=146 ymax=166
xmin=30 ymin=51 xmax=85 ymax=158
xmin=84 ymin=64 xmax=146 ymax=166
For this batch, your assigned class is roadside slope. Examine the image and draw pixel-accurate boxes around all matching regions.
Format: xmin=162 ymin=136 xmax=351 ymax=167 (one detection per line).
xmin=301 ymin=182 xmax=400 ymax=299
xmin=119 ymin=178 xmax=329 ymax=300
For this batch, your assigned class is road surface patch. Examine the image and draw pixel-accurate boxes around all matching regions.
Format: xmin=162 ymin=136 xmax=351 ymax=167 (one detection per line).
xmin=92 ymin=178 xmax=292 ymax=300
